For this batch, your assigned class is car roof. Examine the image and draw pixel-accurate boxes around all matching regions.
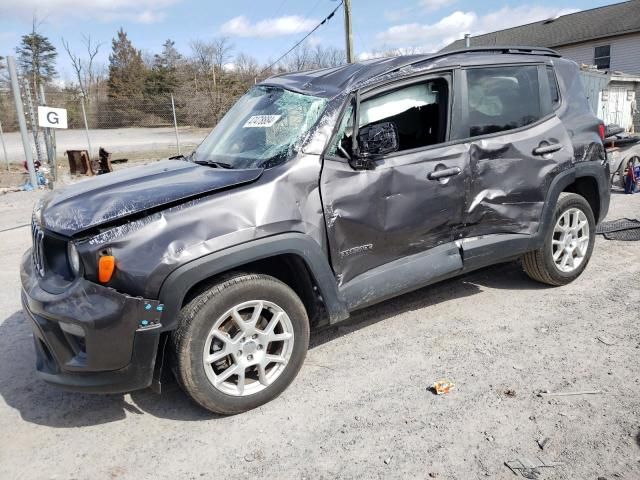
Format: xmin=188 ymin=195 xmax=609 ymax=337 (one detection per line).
xmin=261 ymin=46 xmax=563 ymax=99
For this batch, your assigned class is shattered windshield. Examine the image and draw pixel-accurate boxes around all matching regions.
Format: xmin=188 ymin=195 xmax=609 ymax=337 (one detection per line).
xmin=193 ymin=86 xmax=327 ymax=169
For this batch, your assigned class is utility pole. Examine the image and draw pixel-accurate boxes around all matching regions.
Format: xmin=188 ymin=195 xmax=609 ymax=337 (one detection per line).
xmin=343 ymin=0 xmax=354 ymax=63
xmin=7 ymin=56 xmax=38 ymax=188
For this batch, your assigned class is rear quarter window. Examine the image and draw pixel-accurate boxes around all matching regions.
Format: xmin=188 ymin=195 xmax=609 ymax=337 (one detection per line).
xmin=546 ymin=66 xmax=561 ymax=109
xmin=466 ymin=65 xmax=541 ymax=137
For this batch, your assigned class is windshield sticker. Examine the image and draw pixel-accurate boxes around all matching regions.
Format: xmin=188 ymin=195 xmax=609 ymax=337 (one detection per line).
xmin=243 ymin=115 xmax=282 ymax=128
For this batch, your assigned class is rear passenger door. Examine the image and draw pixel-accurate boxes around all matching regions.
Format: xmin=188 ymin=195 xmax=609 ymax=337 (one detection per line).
xmin=457 ymin=64 xmax=573 ymax=238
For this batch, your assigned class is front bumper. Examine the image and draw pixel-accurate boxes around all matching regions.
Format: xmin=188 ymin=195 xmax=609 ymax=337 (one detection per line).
xmin=20 ymin=250 xmax=164 ymax=393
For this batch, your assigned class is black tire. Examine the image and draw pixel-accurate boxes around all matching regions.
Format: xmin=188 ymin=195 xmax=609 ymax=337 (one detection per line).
xmin=171 ymin=273 xmax=309 ymax=415
xmin=522 ymin=193 xmax=596 ymax=286
xmin=618 ymin=158 xmax=628 ymax=189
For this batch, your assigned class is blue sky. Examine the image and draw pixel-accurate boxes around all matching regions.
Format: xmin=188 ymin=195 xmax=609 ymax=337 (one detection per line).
xmin=0 ymin=0 xmax=620 ymax=80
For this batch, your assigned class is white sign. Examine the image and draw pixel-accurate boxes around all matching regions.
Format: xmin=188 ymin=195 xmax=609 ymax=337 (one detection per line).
xmin=243 ymin=114 xmax=281 ymax=128
xmin=38 ymin=106 xmax=68 ymax=129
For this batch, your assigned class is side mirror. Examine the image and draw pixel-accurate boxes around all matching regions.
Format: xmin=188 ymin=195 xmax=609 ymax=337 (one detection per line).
xmin=357 ymin=121 xmax=399 ymax=158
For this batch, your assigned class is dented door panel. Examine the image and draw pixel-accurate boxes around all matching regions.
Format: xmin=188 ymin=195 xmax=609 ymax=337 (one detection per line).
xmin=321 ymin=143 xmax=469 ymax=285
xmin=462 ymin=116 xmax=574 ymax=238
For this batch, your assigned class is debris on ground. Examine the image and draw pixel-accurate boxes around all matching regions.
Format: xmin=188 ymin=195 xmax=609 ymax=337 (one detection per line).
xmin=505 ymin=456 xmax=562 ymax=478
xmin=383 ymin=456 xmax=393 ymax=465
xmin=537 ymin=390 xmax=603 ymax=397
xmin=536 ymin=437 xmax=550 ymax=450
xmin=430 ymin=379 xmax=455 ymax=395
xmin=504 ymin=389 xmax=517 ymax=397
xmin=596 ymin=218 xmax=640 ymax=241
xmin=596 ymin=336 xmax=616 ymax=346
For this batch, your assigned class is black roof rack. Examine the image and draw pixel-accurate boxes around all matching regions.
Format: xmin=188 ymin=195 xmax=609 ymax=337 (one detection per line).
xmin=429 ymin=45 xmax=561 ymax=60
xmin=373 ymin=45 xmax=561 ymax=83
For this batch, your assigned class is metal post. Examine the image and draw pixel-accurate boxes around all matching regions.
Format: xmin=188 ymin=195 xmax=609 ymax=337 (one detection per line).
xmin=343 ymin=0 xmax=354 ymax=63
xmin=7 ymin=56 xmax=38 ymax=188
xmin=171 ymin=94 xmax=181 ymax=155
xmin=23 ymin=78 xmax=45 ymax=164
xmin=39 ymin=84 xmax=56 ymax=182
xmin=464 ymin=33 xmax=471 ymax=48
xmin=0 ymin=120 xmax=9 ymax=171
xmin=80 ymin=95 xmax=93 ymax=158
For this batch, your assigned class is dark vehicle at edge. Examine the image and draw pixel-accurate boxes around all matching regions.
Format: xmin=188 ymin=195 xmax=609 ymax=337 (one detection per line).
xmin=21 ymin=47 xmax=610 ymax=414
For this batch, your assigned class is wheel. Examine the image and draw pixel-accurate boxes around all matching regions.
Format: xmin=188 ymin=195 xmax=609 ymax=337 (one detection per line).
xmin=619 ymin=156 xmax=640 ymax=189
xmin=171 ymin=274 xmax=309 ymax=414
xmin=522 ymin=193 xmax=595 ymax=286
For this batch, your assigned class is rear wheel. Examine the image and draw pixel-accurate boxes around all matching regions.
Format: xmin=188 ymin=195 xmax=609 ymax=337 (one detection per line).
xmin=522 ymin=193 xmax=595 ymax=286
xmin=619 ymin=156 xmax=640 ymax=189
xmin=172 ymin=274 xmax=309 ymax=414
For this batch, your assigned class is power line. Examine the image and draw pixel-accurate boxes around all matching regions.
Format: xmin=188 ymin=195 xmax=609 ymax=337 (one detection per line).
xmin=261 ymin=0 xmax=344 ymax=74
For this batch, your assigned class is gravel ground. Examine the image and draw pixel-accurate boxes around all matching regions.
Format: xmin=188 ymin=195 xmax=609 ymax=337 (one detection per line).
xmin=0 ymin=188 xmax=638 ymax=480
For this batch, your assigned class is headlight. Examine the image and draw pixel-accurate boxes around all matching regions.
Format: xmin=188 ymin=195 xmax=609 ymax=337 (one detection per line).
xmin=67 ymin=242 xmax=81 ymax=276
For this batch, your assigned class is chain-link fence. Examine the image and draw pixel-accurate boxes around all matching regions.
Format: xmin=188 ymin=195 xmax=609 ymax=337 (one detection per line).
xmin=0 ymin=89 xmax=235 ymax=173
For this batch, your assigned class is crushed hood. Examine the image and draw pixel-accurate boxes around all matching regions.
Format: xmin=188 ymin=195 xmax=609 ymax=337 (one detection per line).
xmin=39 ymin=160 xmax=263 ymax=237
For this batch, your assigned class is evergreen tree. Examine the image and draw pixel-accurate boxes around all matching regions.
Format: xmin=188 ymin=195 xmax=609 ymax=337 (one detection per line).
xmin=145 ymin=39 xmax=182 ymax=96
xmin=107 ymin=28 xmax=146 ymax=99
xmin=15 ymin=24 xmax=58 ymax=95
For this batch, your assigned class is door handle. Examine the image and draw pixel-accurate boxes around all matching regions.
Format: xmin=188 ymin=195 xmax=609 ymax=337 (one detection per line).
xmin=533 ymin=143 xmax=562 ymax=156
xmin=428 ymin=167 xmax=461 ymax=180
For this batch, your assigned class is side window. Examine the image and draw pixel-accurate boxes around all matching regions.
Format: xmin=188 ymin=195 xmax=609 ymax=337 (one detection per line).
xmin=358 ymin=78 xmax=449 ymax=153
xmin=328 ymin=104 xmax=355 ymax=159
xmin=546 ymin=66 xmax=561 ymax=108
xmin=594 ymin=45 xmax=610 ymax=70
xmin=466 ymin=66 xmax=541 ymax=137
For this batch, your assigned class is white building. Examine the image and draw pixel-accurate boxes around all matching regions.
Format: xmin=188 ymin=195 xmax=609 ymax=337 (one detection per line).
xmin=442 ymin=1 xmax=640 ymax=131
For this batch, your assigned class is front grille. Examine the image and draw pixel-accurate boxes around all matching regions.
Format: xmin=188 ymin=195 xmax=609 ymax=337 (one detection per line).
xmin=31 ymin=219 xmax=45 ymax=276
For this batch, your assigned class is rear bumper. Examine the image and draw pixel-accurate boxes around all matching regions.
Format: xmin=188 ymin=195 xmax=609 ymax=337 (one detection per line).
xmin=20 ymin=250 xmax=164 ymax=394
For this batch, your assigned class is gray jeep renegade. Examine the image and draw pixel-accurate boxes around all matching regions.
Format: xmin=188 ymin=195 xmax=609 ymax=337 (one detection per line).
xmin=21 ymin=47 xmax=610 ymax=414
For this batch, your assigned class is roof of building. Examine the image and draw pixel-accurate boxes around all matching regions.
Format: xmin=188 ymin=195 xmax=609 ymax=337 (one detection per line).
xmin=263 ymin=47 xmax=561 ymax=98
xmin=441 ymin=0 xmax=640 ymax=52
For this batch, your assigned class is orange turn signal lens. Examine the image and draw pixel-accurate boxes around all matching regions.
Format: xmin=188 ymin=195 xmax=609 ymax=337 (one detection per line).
xmin=98 ymin=255 xmax=116 ymax=283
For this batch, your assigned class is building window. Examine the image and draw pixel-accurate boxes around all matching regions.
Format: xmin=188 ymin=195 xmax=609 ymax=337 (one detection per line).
xmin=594 ymin=45 xmax=610 ymax=70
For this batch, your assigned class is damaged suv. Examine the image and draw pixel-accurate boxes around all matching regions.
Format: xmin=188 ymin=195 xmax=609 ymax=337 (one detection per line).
xmin=21 ymin=47 xmax=610 ymax=414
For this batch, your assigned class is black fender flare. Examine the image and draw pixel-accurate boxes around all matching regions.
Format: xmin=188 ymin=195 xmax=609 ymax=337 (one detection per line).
xmin=534 ymin=160 xmax=610 ymax=249
xmin=157 ymin=233 xmax=349 ymax=330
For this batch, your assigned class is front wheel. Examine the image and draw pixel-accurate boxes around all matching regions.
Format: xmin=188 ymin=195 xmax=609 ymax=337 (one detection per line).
xmin=522 ymin=193 xmax=596 ymax=286
xmin=171 ymin=274 xmax=310 ymax=414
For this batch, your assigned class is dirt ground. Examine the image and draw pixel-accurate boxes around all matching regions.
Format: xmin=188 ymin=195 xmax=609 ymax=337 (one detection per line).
xmin=0 ymin=186 xmax=638 ymax=480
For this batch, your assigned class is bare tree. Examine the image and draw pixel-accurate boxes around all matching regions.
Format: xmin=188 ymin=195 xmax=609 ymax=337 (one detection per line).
xmin=283 ymin=44 xmax=313 ymax=72
xmin=235 ymin=53 xmax=259 ymax=85
xmin=312 ymin=45 xmax=346 ymax=68
xmin=61 ymin=35 xmax=103 ymax=100
xmin=212 ymin=37 xmax=233 ymax=70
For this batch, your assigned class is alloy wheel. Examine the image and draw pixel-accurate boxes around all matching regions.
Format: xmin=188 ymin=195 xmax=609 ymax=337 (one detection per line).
xmin=202 ymin=300 xmax=295 ymax=396
xmin=551 ymin=207 xmax=590 ymax=273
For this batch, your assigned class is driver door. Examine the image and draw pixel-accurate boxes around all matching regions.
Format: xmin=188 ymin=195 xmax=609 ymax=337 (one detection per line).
xmin=320 ymin=72 xmax=468 ymax=289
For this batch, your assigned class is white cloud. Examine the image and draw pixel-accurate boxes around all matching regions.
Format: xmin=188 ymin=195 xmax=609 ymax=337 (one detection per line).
xmin=375 ymin=5 xmax=581 ymax=52
xmin=0 ymin=0 xmax=179 ymax=24
xmin=377 ymin=10 xmax=475 ymax=49
xmin=420 ymin=0 xmax=456 ymax=12
xmin=220 ymin=15 xmax=318 ymax=38
xmin=385 ymin=0 xmax=456 ymax=23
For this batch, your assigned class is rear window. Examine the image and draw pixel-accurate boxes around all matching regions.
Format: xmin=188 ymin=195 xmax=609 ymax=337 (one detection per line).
xmin=466 ymin=66 xmax=541 ymax=137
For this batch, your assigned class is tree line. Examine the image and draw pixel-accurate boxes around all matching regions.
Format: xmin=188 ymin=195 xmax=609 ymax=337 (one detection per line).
xmin=0 ymin=21 xmax=348 ymax=132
